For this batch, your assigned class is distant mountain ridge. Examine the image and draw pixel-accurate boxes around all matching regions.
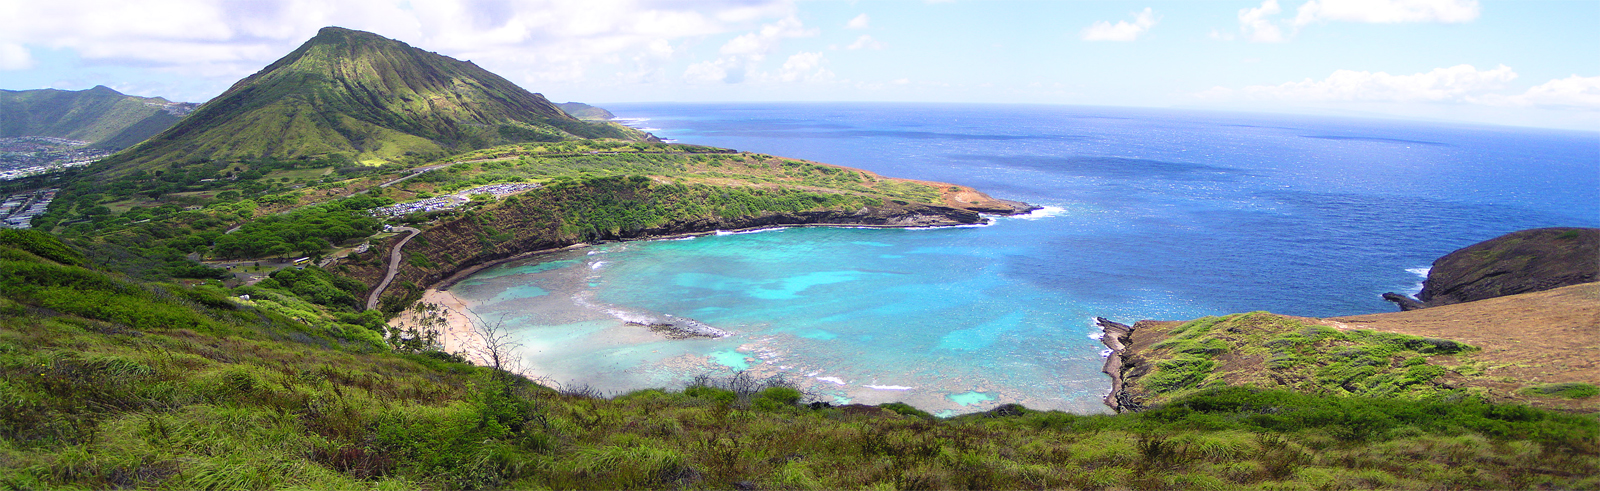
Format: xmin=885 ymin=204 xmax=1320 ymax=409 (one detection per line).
xmin=0 ymin=85 xmax=195 ymax=149
xmin=557 ymin=102 xmax=616 ymax=120
xmin=95 ymin=26 xmax=648 ymax=175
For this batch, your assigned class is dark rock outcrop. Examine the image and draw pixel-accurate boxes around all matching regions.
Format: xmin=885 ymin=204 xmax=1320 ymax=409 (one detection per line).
xmin=1381 ymin=292 xmax=1427 ymax=311
xmin=626 ymin=316 xmax=731 ymax=339
xmin=1384 ymin=227 xmax=1599 ymax=311
xmin=1095 ymin=317 xmax=1144 ymax=413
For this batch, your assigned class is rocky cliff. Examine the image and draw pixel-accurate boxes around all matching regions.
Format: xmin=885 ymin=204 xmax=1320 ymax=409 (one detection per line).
xmin=337 ymin=176 xmax=1031 ymax=311
xmin=1384 ymin=227 xmax=1598 ymax=311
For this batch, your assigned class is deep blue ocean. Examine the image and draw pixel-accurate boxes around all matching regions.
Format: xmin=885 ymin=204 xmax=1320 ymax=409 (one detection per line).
xmin=448 ymin=103 xmax=1598 ymax=415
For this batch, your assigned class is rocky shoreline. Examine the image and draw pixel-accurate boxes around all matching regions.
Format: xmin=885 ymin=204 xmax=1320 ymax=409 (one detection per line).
xmin=1383 ymin=227 xmax=1598 ymax=311
xmin=1095 ymin=317 xmax=1145 ymax=413
xmin=372 ymin=201 xmax=1040 ymax=356
xmin=415 ymin=202 xmax=1041 ymax=293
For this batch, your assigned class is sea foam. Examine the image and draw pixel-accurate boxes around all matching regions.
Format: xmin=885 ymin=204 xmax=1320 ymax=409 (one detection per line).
xmin=1406 ymin=266 xmax=1431 ymax=295
xmin=1006 ymin=205 xmax=1066 ymax=220
xmin=716 ymin=227 xmax=788 ymax=236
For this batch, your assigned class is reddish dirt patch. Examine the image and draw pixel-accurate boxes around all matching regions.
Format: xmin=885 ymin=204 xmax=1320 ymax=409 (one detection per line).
xmin=1324 ymin=282 xmax=1600 ymax=411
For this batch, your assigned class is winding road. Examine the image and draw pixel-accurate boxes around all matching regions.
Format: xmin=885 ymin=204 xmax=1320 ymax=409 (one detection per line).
xmin=364 ymin=226 xmax=421 ymax=311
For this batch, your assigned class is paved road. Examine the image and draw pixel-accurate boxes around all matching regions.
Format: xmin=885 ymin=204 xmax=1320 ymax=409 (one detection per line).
xmin=365 ymin=226 xmax=421 ymax=311
xmin=375 ymin=163 xmax=454 ymax=189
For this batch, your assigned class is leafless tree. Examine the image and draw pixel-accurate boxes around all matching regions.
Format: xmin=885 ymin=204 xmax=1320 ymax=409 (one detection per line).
xmin=462 ymin=307 xmax=524 ymax=392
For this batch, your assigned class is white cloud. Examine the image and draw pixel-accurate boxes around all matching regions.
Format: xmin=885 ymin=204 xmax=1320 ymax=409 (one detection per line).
xmin=1230 ymin=0 xmax=1479 ymax=45
xmin=718 ymin=16 xmax=815 ymax=59
xmin=846 ymin=35 xmax=885 ymax=50
xmin=846 ymin=13 xmax=870 ymax=29
xmin=1238 ymin=0 xmax=1286 ymax=43
xmin=1294 ymin=0 xmax=1479 ymax=25
xmin=0 ymin=0 xmax=799 ymax=94
xmin=682 ymin=15 xmax=817 ymax=84
xmin=645 ymin=39 xmax=674 ymax=58
xmin=683 ymin=60 xmax=728 ymax=83
xmin=0 ymin=43 xmax=34 ymax=70
xmin=1081 ymin=8 xmax=1158 ymax=42
xmin=1480 ymin=75 xmax=1600 ymax=109
xmin=1218 ymin=64 xmax=1518 ymax=102
xmin=773 ymin=51 xmax=832 ymax=82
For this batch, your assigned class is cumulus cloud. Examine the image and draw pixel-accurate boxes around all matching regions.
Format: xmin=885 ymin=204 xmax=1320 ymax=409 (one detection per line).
xmin=683 ymin=60 xmax=729 ymax=84
xmin=846 ymin=35 xmax=885 ymax=50
xmin=718 ymin=16 xmax=816 ymax=59
xmin=846 ymin=13 xmax=870 ymax=29
xmin=683 ymin=15 xmax=819 ymax=84
xmin=1234 ymin=64 xmax=1515 ymax=102
xmin=0 ymin=43 xmax=34 ymax=70
xmin=1229 ymin=0 xmax=1478 ymax=44
xmin=1294 ymin=0 xmax=1479 ymax=25
xmin=1480 ymin=75 xmax=1600 ymax=109
xmin=773 ymin=51 xmax=833 ymax=82
xmin=1238 ymin=0 xmax=1286 ymax=43
xmin=0 ymin=0 xmax=797 ymax=91
xmin=1081 ymin=8 xmax=1158 ymax=42
xmin=1201 ymin=66 xmax=1600 ymax=115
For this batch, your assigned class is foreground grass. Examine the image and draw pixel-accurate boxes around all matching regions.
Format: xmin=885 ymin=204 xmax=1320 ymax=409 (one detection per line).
xmin=3 ymin=231 xmax=1598 ymax=489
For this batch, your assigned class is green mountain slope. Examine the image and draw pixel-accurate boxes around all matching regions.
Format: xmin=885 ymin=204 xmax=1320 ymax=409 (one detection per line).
xmin=0 ymin=85 xmax=191 ymax=149
xmin=557 ymin=102 xmax=616 ymax=120
xmin=94 ymin=26 xmax=648 ymax=175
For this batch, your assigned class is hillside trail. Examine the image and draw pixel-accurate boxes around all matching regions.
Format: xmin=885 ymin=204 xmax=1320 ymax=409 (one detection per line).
xmin=365 ymin=226 xmax=420 ymax=310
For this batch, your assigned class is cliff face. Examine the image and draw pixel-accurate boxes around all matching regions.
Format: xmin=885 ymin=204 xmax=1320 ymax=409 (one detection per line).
xmin=1386 ymin=227 xmax=1599 ymax=311
xmin=338 ymin=177 xmax=1017 ymax=310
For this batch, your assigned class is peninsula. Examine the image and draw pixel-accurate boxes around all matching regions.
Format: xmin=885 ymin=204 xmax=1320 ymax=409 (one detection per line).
xmin=2 ymin=25 xmax=1592 ymax=491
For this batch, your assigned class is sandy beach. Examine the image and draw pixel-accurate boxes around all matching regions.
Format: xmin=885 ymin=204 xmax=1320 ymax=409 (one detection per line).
xmin=387 ymin=288 xmax=494 ymax=366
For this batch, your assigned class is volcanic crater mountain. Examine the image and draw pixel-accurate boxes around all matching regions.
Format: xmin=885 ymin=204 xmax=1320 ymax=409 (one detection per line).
xmin=94 ymin=26 xmax=648 ymax=176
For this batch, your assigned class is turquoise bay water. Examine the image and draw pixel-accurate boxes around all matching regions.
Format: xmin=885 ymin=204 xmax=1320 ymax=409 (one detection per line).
xmin=449 ymin=104 xmax=1598 ymax=414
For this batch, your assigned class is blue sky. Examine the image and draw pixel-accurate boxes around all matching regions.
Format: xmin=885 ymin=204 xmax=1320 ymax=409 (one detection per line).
xmin=2 ymin=0 xmax=1596 ymax=130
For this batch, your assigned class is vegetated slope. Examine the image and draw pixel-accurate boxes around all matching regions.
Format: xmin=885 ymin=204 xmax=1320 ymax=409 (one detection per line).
xmin=92 ymin=26 xmax=651 ymax=177
xmin=4 ymin=231 xmax=1597 ymax=490
xmin=0 ymin=85 xmax=193 ymax=149
xmin=1388 ymin=227 xmax=1599 ymax=310
xmin=1106 ymin=313 xmax=1485 ymax=412
xmin=556 ymin=102 xmax=616 ymax=120
xmin=326 ymin=142 xmax=1032 ymax=311
xmin=1332 ymin=282 xmax=1600 ymax=412
xmin=1106 ymin=284 xmax=1600 ymax=413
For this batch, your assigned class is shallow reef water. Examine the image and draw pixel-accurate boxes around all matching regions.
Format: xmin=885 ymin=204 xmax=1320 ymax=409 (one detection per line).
xmin=450 ymin=103 xmax=1598 ymax=414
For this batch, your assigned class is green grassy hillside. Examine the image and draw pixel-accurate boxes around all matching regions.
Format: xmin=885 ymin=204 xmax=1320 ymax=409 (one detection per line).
xmin=93 ymin=27 xmax=651 ymax=176
xmin=557 ymin=102 xmax=617 ymax=120
xmin=1114 ymin=313 xmax=1486 ymax=410
xmin=0 ymin=86 xmax=188 ymax=149
xmin=3 ymin=229 xmax=1595 ymax=489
